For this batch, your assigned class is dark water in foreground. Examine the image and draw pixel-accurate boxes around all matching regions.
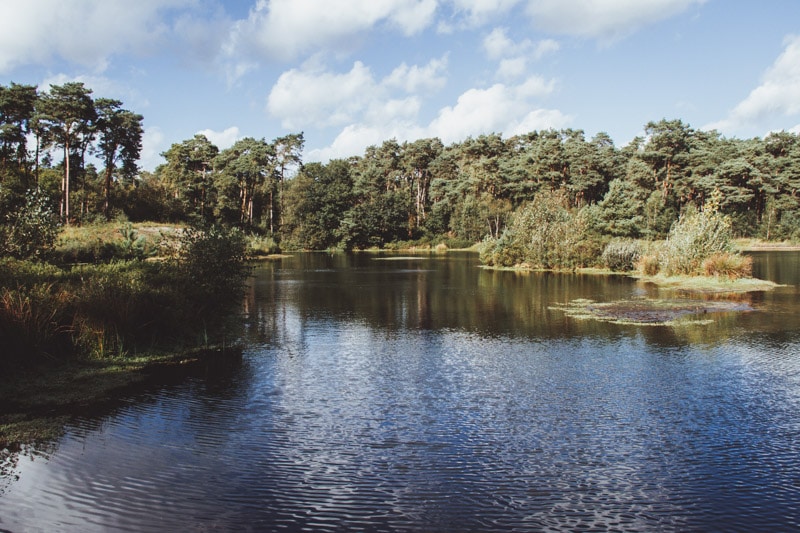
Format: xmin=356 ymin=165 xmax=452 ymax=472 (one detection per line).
xmin=2 ymin=252 xmax=800 ymax=532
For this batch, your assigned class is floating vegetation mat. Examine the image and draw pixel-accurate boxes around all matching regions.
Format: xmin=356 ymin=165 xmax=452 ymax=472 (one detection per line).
xmin=371 ymin=257 xmax=428 ymax=261
xmin=551 ymin=297 xmax=754 ymax=326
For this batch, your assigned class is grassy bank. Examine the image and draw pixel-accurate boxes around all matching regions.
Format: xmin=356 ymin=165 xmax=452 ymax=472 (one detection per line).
xmin=0 ymin=346 xmax=242 ymax=448
xmin=632 ymin=273 xmax=779 ymax=294
xmin=1 ymin=223 xmax=249 ymax=369
xmin=0 ymin=221 xmax=250 ymax=446
xmin=481 ymin=264 xmax=779 ymax=294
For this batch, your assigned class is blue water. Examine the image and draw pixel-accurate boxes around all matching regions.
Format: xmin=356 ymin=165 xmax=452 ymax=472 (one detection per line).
xmin=2 ymin=252 xmax=799 ymax=532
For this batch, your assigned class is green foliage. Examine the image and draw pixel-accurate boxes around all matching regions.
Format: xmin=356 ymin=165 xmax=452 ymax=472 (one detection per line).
xmin=122 ymin=172 xmax=185 ymax=222
xmin=116 ymin=223 xmax=156 ymax=259
xmin=177 ymin=224 xmax=250 ymax=306
xmin=0 ymin=189 xmax=61 ymax=259
xmin=0 ymin=218 xmax=250 ymax=369
xmin=340 ymin=190 xmax=411 ymax=250
xmin=159 ymin=134 xmax=219 ymax=222
xmin=601 ymin=239 xmax=643 ymax=272
xmin=8 ymin=79 xmax=800 ymax=248
xmin=658 ymin=193 xmax=736 ymax=276
xmin=281 ymin=160 xmax=354 ymax=249
xmin=48 ymin=222 xmax=161 ymax=263
xmin=480 ymin=189 xmax=594 ymax=269
xmin=247 ymin=234 xmax=280 ymax=256
xmin=479 ymin=231 xmax=525 ymax=267
xmin=0 ymin=224 xmax=250 ymax=369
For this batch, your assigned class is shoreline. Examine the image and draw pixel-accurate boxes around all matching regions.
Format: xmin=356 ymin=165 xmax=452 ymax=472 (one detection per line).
xmin=481 ymin=265 xmax=780 ymax=293
xmin=735 ymin=239 xmax=800 ymax=252
xmin=0 ymin=346 xmax=242 ymax=448
xmin=631 ymin=273 xmax=779 ymax=294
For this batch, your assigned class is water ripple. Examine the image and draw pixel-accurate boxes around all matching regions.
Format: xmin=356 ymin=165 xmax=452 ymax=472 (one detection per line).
xmin=3 ymin=255 xmax=800 ymax=531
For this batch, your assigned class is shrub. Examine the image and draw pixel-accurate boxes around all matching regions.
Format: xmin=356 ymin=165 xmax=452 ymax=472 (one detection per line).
xmin=247 ymin=234 xmax=280 ymax=256
xmin=602 ymin=239 xmax=643 ymax=272
xmin=702 ymin=253 xmax=753 ymax=279
xmin=637 ymin=254 xmax=661 ymax=276
xmin=442 ymin=237 xmax=473 ymax=250
xmin=1 ymin=223 xmax=251 ymax=368
xmin=479 ymin=231 xmax=525 ymax=267
xmin=0 ymin=189 xmax=61 ymax=260
xmin=116 ymin=223 xmax=158 ymax=259
xmin=659 ymin=195 xmax=735 ymax=276
xmin=177 ymin=224 xmax=250 ymax=308
xmin=487 ymin=189 xmax=594 ymax=269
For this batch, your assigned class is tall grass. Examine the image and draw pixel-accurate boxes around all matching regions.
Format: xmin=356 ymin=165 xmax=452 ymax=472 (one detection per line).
xmin=702 ymin=253 xmax=753 ymax=279
xmin=601 ymin=239 xmax=643 ymax=272
xmin=49 ymin=222 xmax=165 ymax=263
xmin=0 ymin=224 xmax=249 ymax=371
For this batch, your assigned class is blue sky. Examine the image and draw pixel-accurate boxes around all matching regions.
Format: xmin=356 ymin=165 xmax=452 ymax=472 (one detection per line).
xmin=2 ymin=0 xmax=799 ymax=171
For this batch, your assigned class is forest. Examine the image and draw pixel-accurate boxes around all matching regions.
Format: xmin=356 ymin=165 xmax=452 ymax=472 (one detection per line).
xmin=3 ymin=81 xmax=800 ymax=259
xmin=1 ymin=80 xmax=799 ymax=369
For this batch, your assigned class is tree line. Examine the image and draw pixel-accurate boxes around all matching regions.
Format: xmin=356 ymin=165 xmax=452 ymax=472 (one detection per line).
xmin=3 ymin=80 xmax=800 ymax=251
xmin=278 ymin=121 xmax=800 ymax=249
xmin=0 ymin=81 xmax=143 ymax=224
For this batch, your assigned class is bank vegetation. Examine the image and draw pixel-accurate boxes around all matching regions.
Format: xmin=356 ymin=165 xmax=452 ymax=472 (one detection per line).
xmin=2 ymin=81 xmax=797 ymax=370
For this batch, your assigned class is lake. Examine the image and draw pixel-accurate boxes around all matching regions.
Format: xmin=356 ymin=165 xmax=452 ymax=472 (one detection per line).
xmin=2 ymin=251 xmax=799 ymax=532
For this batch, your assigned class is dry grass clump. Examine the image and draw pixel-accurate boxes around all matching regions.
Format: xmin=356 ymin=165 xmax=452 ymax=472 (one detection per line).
xmin=637 ymin=254 xmax=661 ymax=276
xmin=702 ymin=253 xmax=753 ymax=279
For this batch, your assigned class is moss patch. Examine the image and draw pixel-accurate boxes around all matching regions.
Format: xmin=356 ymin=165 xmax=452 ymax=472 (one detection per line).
xmin=552 ymin=297 xmax=753 ymax=326
xmin=634 ymin=274 xmax=779 ymax=294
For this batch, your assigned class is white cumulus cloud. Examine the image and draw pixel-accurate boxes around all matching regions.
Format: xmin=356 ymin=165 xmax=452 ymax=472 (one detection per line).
xmin=140 ymin=126 xmax=167 ymax=171
xmin=228 ymin=0 xmax=437 ymax=62
xmin=267 ymin=56 xmax=448 ymax=130
xmin=705 ymin=35 xmax=800 ymax=135
xmin=0 ymin=0 xmax=192 ymax=73
xmin=384 ymin=57 xmax=449 ymax=94
xmin=428 ymin=77 xmax=563 ymax=143
xmin=524 ymin=0 xmax=706 ymax=42
xmin=483 ymin=28 xmax=559 ymax=80
xmin=267 ymin=61 xmax=379 ymax=129
xmin=196 ymin=126 xmax=241 ymax=150
xmin=291 ymin=55 xmax=569 ymax=161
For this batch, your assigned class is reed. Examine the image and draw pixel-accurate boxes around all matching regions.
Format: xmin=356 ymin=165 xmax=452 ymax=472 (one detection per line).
xmin=0 ymin=225 xmax=249 ymax=372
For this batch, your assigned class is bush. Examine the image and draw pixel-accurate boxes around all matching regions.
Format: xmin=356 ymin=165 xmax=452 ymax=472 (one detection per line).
xmin=659 ymin=195 xmax=735 ymax=276
xmin=246 ymin=234 xmax=280 ymax=256
xmin=481 ymin=189 xmax=595 ymax=269
xmin=442 ymin=237 xmax=473 ymax=250
xmin=116 ymin=223 xmax=158 ymax=259
xmin=0 ymin=189 xmax=61 ymax=260
xmin=702 ymin=253 xmax=753 ymax=279
xmin=177 ymin=224 xmax=250 ymax=308
xmin=479 ymin=232 xmax=525 ymax=267
xmin=637 ymin=254 xmax=661 ymax=276
xmin=601 ymin=239 xmax=643 ymax=272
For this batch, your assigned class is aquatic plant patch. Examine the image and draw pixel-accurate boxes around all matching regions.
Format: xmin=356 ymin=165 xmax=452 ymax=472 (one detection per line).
xmin=552 ymin=297 xmax=754 ymax=326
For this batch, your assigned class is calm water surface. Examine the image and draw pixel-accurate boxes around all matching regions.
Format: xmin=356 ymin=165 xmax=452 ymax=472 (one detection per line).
xmin=2 ymin=252 xmax=800 ymax=532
